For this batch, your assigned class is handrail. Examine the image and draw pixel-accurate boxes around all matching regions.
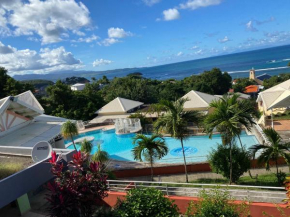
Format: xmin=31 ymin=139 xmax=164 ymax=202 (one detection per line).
xmin=107 ymin=180 xmax=284 ymax=190
xmin=106 ymin=180 xmax=286 ymax=203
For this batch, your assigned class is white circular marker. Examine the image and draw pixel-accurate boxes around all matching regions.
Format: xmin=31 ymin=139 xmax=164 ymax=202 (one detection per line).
xmin=31 ymin=141 xmax=53 ymax=162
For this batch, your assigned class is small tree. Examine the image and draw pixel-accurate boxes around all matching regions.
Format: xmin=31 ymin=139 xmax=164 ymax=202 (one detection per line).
xmin=46 ymin=151 xmax=108 ymax=217
xmin=250 ymin=128 xmax=290 ymax=185
xmin=61 ymin=120 xmax=79 ymax=150
xmin=208 ymin=144 xmax=251 ymax=183
xmin=115 ymin=188 xmax=179 ymax=217
xmin=154 ymin=99 xmax=201 ymax=183
xmin=92 ymin=144 xmax=109 ymax=164
xmin=80 ymin=139 xmax=93 ymax=154
xmin=132 ymin=134 xmax=168 ymax=181
xmin=185 ymin=188 xmax=250 ymax=217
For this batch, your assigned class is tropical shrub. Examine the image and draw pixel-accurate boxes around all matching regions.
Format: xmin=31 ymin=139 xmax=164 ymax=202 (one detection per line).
xmin=92 ymin=144 xmax=109 ymax=163
xmin=46 ymin=151 xmax=108 ymax=217
xmin=132 ymin=134 xmax=168 ymax=181
xmin=185 ymin=188 xmax=250 ymax=217
xmin=80 ymin=139 xmax=93 ymax=153
xmin=250 ymin=128 xmax=290 ymax=185
xmin=208 ymin=144 xmax=251 ymax=183
xmin=115 ymin=188 xmax=179 ymax=217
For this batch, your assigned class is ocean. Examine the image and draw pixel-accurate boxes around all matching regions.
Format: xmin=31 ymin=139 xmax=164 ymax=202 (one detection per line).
xmin=125 ymin=45 xmax=290 ymax=80
xmin=13 ymin=44 xmax=290 ymax=81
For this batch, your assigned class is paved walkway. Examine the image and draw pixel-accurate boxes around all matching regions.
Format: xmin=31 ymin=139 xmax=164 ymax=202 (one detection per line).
xmin=266 ymin=119 xmax=290 ymax=131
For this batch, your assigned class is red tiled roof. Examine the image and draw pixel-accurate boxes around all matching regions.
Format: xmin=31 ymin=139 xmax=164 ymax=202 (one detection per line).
xmin=244 ymin=85 xmax=259 ymax=93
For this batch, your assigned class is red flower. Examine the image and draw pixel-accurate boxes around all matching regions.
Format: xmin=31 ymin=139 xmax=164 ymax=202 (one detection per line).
xmin=49 ymin=151 xmax=57 ymax=164
xmin=90 ymin=162 xmax=99 ymax=172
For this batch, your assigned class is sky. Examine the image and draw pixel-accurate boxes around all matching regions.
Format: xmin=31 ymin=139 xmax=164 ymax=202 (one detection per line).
xmin=0 ymin=0 xmax=290 ymax=75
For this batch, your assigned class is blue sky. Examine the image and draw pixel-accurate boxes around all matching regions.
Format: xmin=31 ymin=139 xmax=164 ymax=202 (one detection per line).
xmin=0 ymin=0 xmax=290 ymax=75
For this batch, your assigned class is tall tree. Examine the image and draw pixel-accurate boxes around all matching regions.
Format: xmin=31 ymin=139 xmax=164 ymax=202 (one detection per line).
xmin=154 ymin=99 xmax=201 ymax=183
xmin=0 ymin=67 xmax=34 ymax=98
xmin=250 ymin=128 xmax=290 ymax=184
xmin=204 ymin=94 xmax=244 ymax=184
xmin=132 ymin=134 xmax=168 ymax=181
xmin=61 ymin=120 xmax=79 ymax=150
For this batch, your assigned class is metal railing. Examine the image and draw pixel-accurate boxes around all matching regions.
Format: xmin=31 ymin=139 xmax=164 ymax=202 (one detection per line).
xmin=106 ymin=180 xmax=286 ymax=203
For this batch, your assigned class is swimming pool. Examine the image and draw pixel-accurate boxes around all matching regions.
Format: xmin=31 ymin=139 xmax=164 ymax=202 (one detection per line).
xmin=66 ymin=129 xmax=258 ymax=163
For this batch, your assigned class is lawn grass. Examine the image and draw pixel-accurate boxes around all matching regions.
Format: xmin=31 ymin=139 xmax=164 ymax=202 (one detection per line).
xmin=0 ymin=163 xmax=24 ymax=180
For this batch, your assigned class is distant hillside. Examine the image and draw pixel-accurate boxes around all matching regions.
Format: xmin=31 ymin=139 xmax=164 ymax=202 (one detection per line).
xmin=63 ymin=77 xmax=90 ymax=85
xmin=20 ymin=79 xmax=54 ymax=89
xmin=13 ymin=68 xmax=143 ymax=82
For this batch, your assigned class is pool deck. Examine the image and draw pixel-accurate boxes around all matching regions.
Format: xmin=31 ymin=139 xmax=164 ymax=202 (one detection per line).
xmin=106 ymin=159 xmax=171 ymax=170
xmin=78 ymin=125 xmax=115 ymax=134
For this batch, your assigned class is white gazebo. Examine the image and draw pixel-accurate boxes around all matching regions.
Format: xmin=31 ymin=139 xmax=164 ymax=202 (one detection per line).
xmin=181 ymin=90 xmax=220 ymax=113
xmin=90 ymin=97 xmax=144 ymax=124
xmin=257 ymin=79 xmax=290 ymax=127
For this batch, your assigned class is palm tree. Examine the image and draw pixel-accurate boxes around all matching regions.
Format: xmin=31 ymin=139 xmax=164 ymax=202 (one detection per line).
xmin=132 ymin=134 xmax=168 ymax=181
xmin=234 ymin=96 xmax=257 ymax=150
xmin=80 ymin=139 xmax=93 ymax=154
xmin=92 ymin=143 xmax=109 ymax=164
xmin=250 ymin=128 xmax=290 ymax=184
xmin=204 ymin=94 xmax=244 ymax=184
xmin=154 ymin=99 xmax=201 ymax=183
xmin=61 ymin=120 xmax=79 ymax=150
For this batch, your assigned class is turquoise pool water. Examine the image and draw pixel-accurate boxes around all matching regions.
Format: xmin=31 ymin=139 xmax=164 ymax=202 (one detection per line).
xmin=66 ymin=129 xmax=258 ymax=163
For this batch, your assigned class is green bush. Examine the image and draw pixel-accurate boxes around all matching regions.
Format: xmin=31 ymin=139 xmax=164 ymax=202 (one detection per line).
xmin=115 ymin=188 xmax=179 ymax=217
xmin=93 ymin=206 xmax=116 ymax=217
xmin=208 ymin=144 xmax=251 ymax=183
xmin=185 ymin=188 xmax=250 ymax=217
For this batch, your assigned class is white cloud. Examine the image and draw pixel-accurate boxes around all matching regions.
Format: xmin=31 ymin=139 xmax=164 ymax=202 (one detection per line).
xmin=108 ymin=28 xmax=132 ymax=38
xmin=73 ymin=30 xmax=86 ymax=36
xmin=98 ymin=38 xmax=121 ymax=46
xmin=27 ymin=37 xmax=39 ymax=42
xmin=177 ymin=51 xmax=183 ymax=56
xmin=218 ymin=36 xmax=230 ymax=43
xmin=195 ymin=49 xmax=204 ymax=55
xmin=143 ymin=0 xmax=161 ymax=6
xmin=256 ymin=16 xmax=275 ymax=25
xmin=246 ymin=21 xmax=258 ymax=32
xmin=72 ymin=34 xmax=99 ymax=43
xmin=0 ymin=42 xmax=14 ymax=54
xmin=0 ymin=0 xmax=91 ymax=44
xmin=0 ymin=41 xmax=82 ymax=74
xmin=99 ymin=27 xmax=132 ymax=46
xmin=163 ymin=8 xmax=180 ymax=21
xmin=180 ymin=0 xmax=222 ymax=10
xmin=190 ymin=45 xmax=199 ymax=50
xmin=93 ymin=59 xmax=113 ymax=67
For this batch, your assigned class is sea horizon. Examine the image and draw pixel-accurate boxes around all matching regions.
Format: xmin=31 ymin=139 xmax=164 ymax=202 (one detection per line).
xmin=13 ymin=44 xmax=290 ymax=82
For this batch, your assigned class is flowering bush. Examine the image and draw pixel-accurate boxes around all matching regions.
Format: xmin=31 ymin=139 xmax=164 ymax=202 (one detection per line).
xmin=284 ymin=176 xmax=290 ymax=207
xmin=46 ymin=151 xmax=108 ymax=217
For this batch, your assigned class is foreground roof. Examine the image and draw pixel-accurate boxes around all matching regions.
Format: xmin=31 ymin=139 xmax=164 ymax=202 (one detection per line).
xmin=0 ymin=114 xmax=66 ymax=147
xmin=97 ymin=97 xmax=144 ymax=114
xmin=257 ymin=79 xmax=290 ymax=110
xmin=0 ymin=91 xmax=44 ymax=120
xmin=182 ymin=90 xmax=220 ymax=109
